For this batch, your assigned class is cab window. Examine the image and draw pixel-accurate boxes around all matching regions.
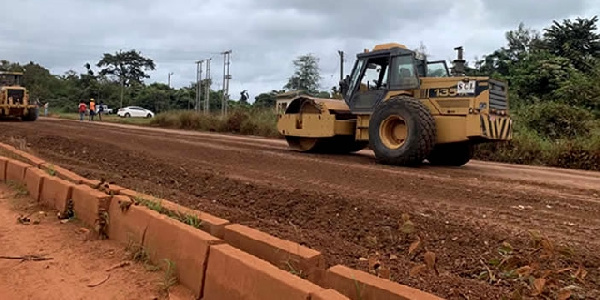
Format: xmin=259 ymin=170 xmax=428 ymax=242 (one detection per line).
xmin=389 ymin=55 xmax=419 ymax=90
xmin=426 ymin=61 xmax=450 ymax=77
xmin=359 ymin=56 xmax=390 ymax=91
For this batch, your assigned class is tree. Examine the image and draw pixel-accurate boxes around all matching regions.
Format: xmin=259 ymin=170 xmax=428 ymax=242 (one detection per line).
xmin=284 ymin=54 xmax=321 ymax=94
xmin=96 ymin=49 xmax=156 ymax=108
xmin=413 ymin=41 xmax=429 ymax=60
xmin=509 ymin=51 xmax=574 ymax=104
xmin=135 ymin=83 xmax=170 ymax=113
xmin=253 ymin=91 xmax=278 ymax=108
xmin=96 ymin=50 xmax=155 ymax=85
xmin=473 ymin=23 xmax=543 ymax=77
xmin=505 ymin=23 xmax=543 ymax=61
xmin=543 ymin=16 xmax=600 ymax=72
xmin=315 ymin=91 xmax=331 ymax=99
xmin=20 ymin=62 xmax=57 ymax=101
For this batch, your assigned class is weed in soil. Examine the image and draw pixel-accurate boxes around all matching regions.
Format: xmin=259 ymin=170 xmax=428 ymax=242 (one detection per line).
xmin=158 ymin=259 xmax=178 ymax=297
xmin=7 ymin=180 xmax=28 ymax=198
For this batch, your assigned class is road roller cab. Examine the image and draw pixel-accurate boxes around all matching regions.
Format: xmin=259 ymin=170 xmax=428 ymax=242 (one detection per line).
xmin=277 ymin=43 xmax=512 ymax=166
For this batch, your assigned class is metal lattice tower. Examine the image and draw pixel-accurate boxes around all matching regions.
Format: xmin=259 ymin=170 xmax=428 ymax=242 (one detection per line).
xmin=221 ymin=50 xmax=232 ymax=116
xmin=195 ymin=60 xmax=204 ymax=111
xmin=204 ymin=58 xmax=211 ymax=114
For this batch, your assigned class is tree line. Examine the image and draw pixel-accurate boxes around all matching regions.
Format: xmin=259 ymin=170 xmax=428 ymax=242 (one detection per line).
xmin=0 ymin=48 xmax=335 ymax=113
xmin=1 ymin=15 xmax=599 ymax=138
xmin=0 ymin=49 xmax=233 ymax=113
xmin=465 ymin=16 xmax=600 ymax=170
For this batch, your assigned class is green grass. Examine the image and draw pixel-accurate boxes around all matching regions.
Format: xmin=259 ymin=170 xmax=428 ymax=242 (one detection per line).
xmin=475 ymin=120 xmax=600 ymax=170
xmin=133 ymin=196 xmax=203 ymax=230
xmin=149 ymin=108 xmax=280 ymax=137
xmin=52 ymin=112 xmax=153 ymax=125
xmin=7 ymin=180 xmax=29 ymax=197
xmin=159 ymin=259 xmax=178 ymax=296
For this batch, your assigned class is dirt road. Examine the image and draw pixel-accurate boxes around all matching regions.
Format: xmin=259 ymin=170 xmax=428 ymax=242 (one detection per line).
xmin=1 ymin=118 xmax=599 ymax=299
xmin=0 ymin=183 xmax=183 ymax=300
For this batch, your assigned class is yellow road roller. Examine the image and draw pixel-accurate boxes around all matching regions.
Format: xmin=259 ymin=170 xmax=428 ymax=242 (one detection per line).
xmin=277 ymin=43 xmax=512 ymax=166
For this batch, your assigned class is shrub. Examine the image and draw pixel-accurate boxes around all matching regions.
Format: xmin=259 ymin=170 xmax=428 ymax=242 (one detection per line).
xmin=150 ymin=108 xmax=281 ymax=138
xmin=518 ymin=102 xmax=594 ymax=139
xmin=475 ymin=120 xmax=600 ymax=170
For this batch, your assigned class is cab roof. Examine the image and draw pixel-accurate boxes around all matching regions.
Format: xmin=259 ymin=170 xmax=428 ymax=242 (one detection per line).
xmin=357 ymin=43 xmax=414 ymax=59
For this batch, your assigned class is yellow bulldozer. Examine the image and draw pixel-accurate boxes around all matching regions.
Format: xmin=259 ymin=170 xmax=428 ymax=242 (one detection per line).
xmin=277 ymin=43 xmax=512 ymax=166
xmin=0 ymin=71 xmax=38 ymax=121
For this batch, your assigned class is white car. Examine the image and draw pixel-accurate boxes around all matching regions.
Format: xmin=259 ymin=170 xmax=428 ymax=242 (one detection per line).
xmin=96 ymin=104 xmax=113 ymax=114
xmin=117 ymin=106 xmax=155 ymax=118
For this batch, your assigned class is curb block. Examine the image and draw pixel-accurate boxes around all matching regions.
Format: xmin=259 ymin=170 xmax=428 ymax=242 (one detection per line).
xmin=203 ymin=244 xmax=324 ymax=300
xmin=71 ymin=184 xmax=111 ymax=229
xmin=161 ymin=200 xmax=230 ymax=239
xmin=24 ymin=167 xmax=47 ymax=202
xmin=40 ymin=176 xmax=75 ymax=213
xmin=82 ymin=179 xmax=102 ymax=189
xmin=41 ymin=163 xmax=86 ymax=184
xmin=18 ymin=152 xmax=45 ymax=167
xmin=6 ymin=159 xmax=30 ymax=183
xmin=105 ymin=184 xmax=124 ymax=195
xmin=223 ymin=224 xmax=325 ymax=282
xmin=108 ymin=196 xmax=154 ymax=248
xmin=119 ymin=188 xmax=140 ymax=199
xmin=119 ymin=189 xmax=230 ymax=239
xmin=0 ymin=144 xmax=44 ymax=167
xmin=0 ymin=157 xmax=7 ymax=181
xmin=310 ymin=289 xmax=351 ymax=300
xmin=143 ymin=210 xmax=224 ymax=299
xmin=324 ymin=265 xmax=445 ymax=300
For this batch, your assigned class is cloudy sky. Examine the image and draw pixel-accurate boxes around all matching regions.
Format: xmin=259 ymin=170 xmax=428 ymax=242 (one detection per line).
xmin=1 ymin=0 xmax=598 ymax=102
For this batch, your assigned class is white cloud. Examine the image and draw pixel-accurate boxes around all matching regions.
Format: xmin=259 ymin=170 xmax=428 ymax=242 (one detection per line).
xmin=1 ymin=0 xmax=597 ymax=102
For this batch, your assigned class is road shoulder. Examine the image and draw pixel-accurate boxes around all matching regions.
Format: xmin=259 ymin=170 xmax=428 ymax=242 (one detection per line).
xmin=0 ymin=183 xmax=186 ymax=300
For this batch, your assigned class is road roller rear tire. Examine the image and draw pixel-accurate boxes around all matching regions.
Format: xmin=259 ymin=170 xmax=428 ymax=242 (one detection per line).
xmin=369 ymin=96 xmax=436 ymax=166
xmin=427 ymin=142 xmax=474 ymax=166
xmin=285 ymin=136 xmax=368 ymax=154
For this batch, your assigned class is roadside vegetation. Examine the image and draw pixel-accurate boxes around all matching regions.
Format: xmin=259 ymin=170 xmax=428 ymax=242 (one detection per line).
xmin=149 ymin=108 xmax=279 ymax=137
xmin=468 ymin=17 xmax=600 ymax=170
xmin=3 ymin=16 xmax=599 ymax=170
xmin=53 ymin=112 xmax=153 ymax=126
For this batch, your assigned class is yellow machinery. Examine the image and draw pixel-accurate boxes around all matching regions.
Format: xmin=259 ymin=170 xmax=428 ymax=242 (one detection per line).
xmin=277 ymin=43 xmax=512 ymax=166
xmin=0 ymin=71 xmax=37 ymax=121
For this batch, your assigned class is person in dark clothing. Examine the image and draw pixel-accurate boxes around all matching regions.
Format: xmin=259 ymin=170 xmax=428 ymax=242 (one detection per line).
xmin=98 ymin=101 xmax=105 ymax=121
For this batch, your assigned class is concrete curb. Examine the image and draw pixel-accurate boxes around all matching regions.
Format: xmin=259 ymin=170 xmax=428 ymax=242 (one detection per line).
xmin=324 ymin=265 xmax=445 ymax=300
xmin=6 ymin=159 xmax=30 ymax=183
xmin=0 ymin=141 xmax=446 ymax=300
xmin=223 ymin=224 xmax=325 ymax=282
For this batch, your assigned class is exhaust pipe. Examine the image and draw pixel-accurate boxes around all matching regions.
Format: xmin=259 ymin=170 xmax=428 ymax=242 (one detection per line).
xmin=452 ymin=46 xmax=466 ymax=76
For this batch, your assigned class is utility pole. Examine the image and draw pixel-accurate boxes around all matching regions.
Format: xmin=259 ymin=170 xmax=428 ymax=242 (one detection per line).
xmin=168 ymin=72 xmax=174 ymax=88
xmin=204 ymin=58 xmax=211 ymax=114
xmin=337 ymin=50 xmax=344 ymax=81
xmin=119 ymin=75 xmax=124 ymax=109
xmin=118 ymin=49 xmax=124 ymax=109
xmin=221 ymin=50 xmax=232 ymax=116
xmin=195 ymin=60 xmax=204 ymax=111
